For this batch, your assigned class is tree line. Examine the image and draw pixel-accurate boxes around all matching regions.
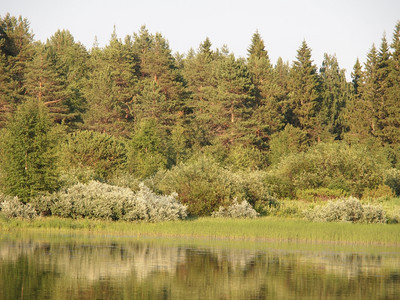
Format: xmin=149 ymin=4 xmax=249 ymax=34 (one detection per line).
xmin=1 ymin=13 xmax=400 ymax=203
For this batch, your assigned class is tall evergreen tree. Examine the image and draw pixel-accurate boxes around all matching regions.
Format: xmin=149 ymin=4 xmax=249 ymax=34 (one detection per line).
xmin=211 ymin=54 xmax=256 ymax=146
xmin=83 ymin=30 xmax=138 ymax=136
xmin=382 ymin=22 xmax=400 ymax=145
xmin=0 ymin=98 xmax=59 ymax=201
xmin=44 ymin=30 xmax=89 ymax=126
xmin=318 ymin=54 xmax=351 ymax=140
xmin=247 ymin=32 xmax=284 ymax=145
xmin=288 ymin=40 xmax=321 ymax=140
xmin=133 ymin=27 xmax=186 ymax=128
xmin=0 ymin=14 xmax=34 ymax=124
xmin=182 ymin=38 xmax=217 ymax=148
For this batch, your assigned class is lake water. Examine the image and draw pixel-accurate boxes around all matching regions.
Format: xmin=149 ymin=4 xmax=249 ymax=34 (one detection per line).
xmin=0 ymin=232 xmax=399 ymax=299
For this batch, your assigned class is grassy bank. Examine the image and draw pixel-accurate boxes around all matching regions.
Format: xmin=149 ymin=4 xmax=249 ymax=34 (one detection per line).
xmin=1 ymin=216 xmax=399 ymax=245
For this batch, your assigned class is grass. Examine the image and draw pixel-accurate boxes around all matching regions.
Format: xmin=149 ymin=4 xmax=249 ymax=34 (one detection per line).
xmin=1 ymin=216 xmax=399 ymax=246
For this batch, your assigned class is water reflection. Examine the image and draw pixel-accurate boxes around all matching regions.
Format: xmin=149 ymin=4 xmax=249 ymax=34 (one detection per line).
xmin=0 ymin=233 xmax=399 ymax=299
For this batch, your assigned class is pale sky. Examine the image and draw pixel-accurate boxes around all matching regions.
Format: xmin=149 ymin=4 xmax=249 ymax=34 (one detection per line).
xmin=1 ymin=0 xmax=399 ymax=78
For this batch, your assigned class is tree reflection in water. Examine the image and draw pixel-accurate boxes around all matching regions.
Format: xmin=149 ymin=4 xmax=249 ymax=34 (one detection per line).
xmin=0 ymin=233 xmax=399 ymax=299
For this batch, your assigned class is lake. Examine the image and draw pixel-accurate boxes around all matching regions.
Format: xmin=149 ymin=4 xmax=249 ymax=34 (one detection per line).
xmin=0 ymin=231 xmax=399 ymax=299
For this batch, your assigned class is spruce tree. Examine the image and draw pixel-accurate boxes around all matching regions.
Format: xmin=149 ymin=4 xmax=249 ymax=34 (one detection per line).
xmin=318 ymin=53 xmax=351 ymax=140
xmin=288 ymin=40 xmax=321 ymax=140
xmin=247 ymin=31 xmax=284 ymax=145
xmin=0 ymin=98 xmax=59 ymax=201
xmin=0 ymin=14 xmax=34 ymax=124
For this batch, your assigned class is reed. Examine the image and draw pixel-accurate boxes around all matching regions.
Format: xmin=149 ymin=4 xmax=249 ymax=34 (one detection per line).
xmin=1 ymin=216 xmax=399 ymax=245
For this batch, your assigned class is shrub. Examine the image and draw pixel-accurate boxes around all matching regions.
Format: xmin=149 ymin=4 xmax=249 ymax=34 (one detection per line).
xmin=212 ymin=199 xmax=259 ymax=218
xmin=268 ymin=124 xmax=309 ymax=165
xmin=266 ymin=142 xmax=387 ymax=198
xmin=50 ymin=181 xmax=187 ymax=222
xmin=127 ymin=119 xmax=170 ymax=179
xmin=362 ymin=204 xmax=387 ymax=224
xmin=362 ymin=184 xmax=395 ymax=201
xmin=296 ymin=188 xmax=348 ymax=202
xmin=59 ymin=130 xmax=127 ymax=180
xmin=149 ymin=156 xmax=275 ymax=216
xmin=123 ymin=184 xmax=187 ymax=222
xmin=0 ymin=195 xmax=37 ymax=219
xmin=305 ymin=197 xmax=387 ymax=224
xmin=384 ymin=168 xmax=400 ymax=196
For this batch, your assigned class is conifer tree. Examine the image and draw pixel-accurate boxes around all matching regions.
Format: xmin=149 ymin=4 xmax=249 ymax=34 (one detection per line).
xmin=247 ymin=31 xmax=284 ymax=145
xmin=211 ymin=54 xmax=256 ymax=146
xmin=83 ymin=30 xmax=138 ymax=136
xmin=288 ymin=40 xmax=321 ymax=140
xmin=23 ymin=42 xmax=70 ymax=121
xmin=0 ymin=98 xmax=59 ymax=201
xmin=0 ymin=14 xmax=34 ymax=124
xmin=318 ymin=54 xmax=351 ymax=140
xmin=44 ymin=30 xmax=89 ymax=126
xmin=133 ymin=27 xmax=186 ymax=128
xmin=182 ymin=38 xmax=216 ymax=148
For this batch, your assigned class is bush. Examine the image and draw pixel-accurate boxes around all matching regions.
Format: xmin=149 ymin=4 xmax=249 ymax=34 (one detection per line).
xmin=0 ymin=195 xmax=37 ymax=219
xmin=305 ymin=197 xmax=387 ymax=224
xmin=149 ymin=156 xmax=275 ymax=216
xmin=362 ymin=204 xmax=387 ymax=224
xmin=59 ymin=130 xmax=127 ymax=180
xmin=266 ymin=142 xmax=387 ymax=198
xmin=362 ymin=184 xmax=395 ymax=201
xmin=296 ymin=188 xmax=348 ymax=202
xmin=50 ymin=181 xmax=187 ymax=222
xmin=212 ymin=199 xmax=259 ymax=218
xmin=384 ymin=168 xmax=400 ymax=196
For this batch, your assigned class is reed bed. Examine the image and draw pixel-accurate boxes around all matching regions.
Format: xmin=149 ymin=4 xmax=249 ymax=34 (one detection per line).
xmin=1 ymin=216 xmax=399 ymax=245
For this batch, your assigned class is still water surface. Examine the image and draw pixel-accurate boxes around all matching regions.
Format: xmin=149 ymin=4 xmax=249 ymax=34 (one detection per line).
xmin=0 ymin=232 xmax=399 ymax=299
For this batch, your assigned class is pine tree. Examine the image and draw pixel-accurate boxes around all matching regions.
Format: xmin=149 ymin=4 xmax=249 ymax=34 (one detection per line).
xmin=0 ymin=98 xmax=59 ymax=201
xmin=133 ymin=27 xmax=186 ymax=128
xmin=44 ymin=30 xmax=89 ymax=126
xmin=288 ymin=40 xmax=321 ymax=140
xmin=211 ymin=54 xmax=256 ymax=146
xmin=83 ymin=30 xmax=138 ymax=136
xmin=23 ymin=42 xmax=70 ymax=121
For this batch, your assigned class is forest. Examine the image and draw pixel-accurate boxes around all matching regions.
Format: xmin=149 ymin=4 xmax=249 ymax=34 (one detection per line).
xmin=0 ymin=13 xmax=400 ymax=223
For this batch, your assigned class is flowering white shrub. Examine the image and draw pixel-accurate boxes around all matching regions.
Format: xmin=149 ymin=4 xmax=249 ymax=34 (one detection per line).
xmin=305 ymin=197 xmax=387 ymax=223
xmin=0 ymin=195 xmax=37 ymax=219
xmin=212 ymin=199 xmax=259 ymax=219
xmin=51 ymin=181 xmax=187 ymax=222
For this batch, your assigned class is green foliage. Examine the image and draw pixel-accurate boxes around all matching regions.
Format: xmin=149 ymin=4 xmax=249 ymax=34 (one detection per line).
xmin=127 ymin=118 xmax=170 ymax=179
xmin=268 ymin=124 xmax=309 ymax=164
xmin=149 ymin=156 xmax=274 ymax=216
xmin=266 ymin=142 xmax=387 ymax=198
xmin=59 ymin=130 xmax=127 ymax=180
xmin=212 ymin=199 xmax=259 ymax=218
xmin=305 ymin=197 xmax=387 ymax=224
xmin=362 ymin=184 xmax=395 ymax=201
xmin=296 ymin=188 xmax=348 ymax=202
xmin=384 ymin=168 xmax=400 ymax=196
xmin=50 ymin=181 xmax=187 ymax=222
xmin=0 ymin=99 xmax=59 ymax=201
xmin=224 ymin=143 xmax=267 ymax=171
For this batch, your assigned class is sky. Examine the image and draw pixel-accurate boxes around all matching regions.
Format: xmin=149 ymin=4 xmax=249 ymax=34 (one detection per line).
xmin=1 ymin=0 xmax=400 ymax=78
